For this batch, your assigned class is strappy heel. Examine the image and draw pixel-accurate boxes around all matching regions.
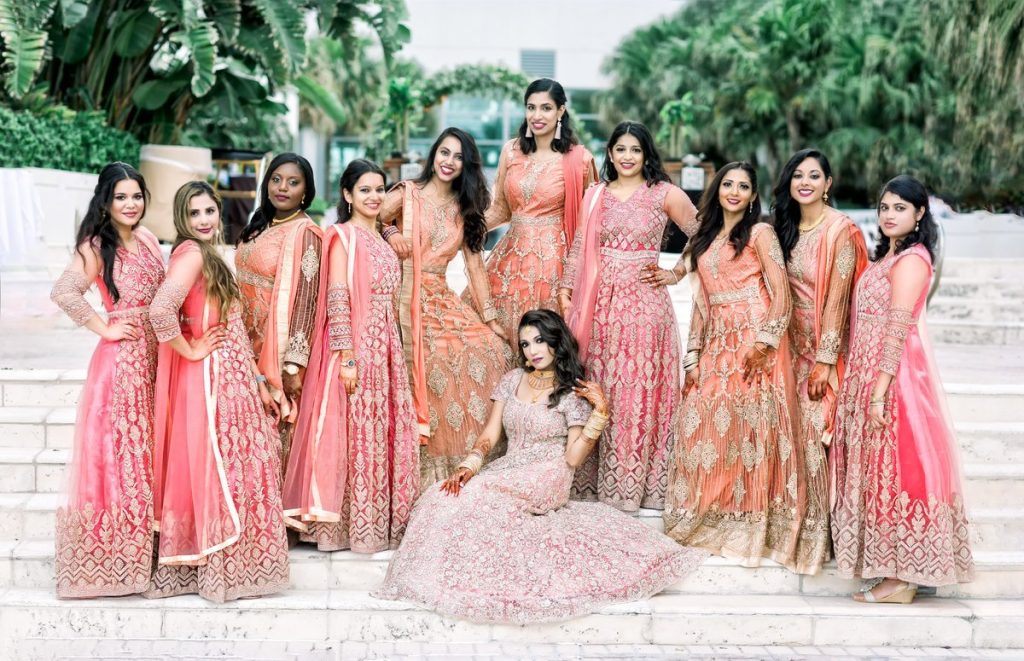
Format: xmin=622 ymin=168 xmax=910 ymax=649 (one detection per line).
xmin=852 ymin=580 xmax=918 ymax=604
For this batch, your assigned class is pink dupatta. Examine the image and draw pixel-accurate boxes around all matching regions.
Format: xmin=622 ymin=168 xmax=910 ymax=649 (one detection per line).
xmin=561 ymin=145 xmax=588 ymax=248
xmin=566 ymin=183 xmax=606 ymax=361
xmin=394 ymin=182 xmax=431 ymax=440
xmin=152 ymin=243 xmax=240 ymax=564
xmin=283 ymin=224 xmax=372 ymax=528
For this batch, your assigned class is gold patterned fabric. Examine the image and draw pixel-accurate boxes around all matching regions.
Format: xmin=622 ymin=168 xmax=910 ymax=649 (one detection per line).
xmin=380 ymin=186 xmax=512 ymax=488
xmin=831 ymin=246 xmax=974 ymax=586
xmin=53 ymin=237 xmax=165 ymax=597
xmin=664 ymin=224 xmax=818 ymax=573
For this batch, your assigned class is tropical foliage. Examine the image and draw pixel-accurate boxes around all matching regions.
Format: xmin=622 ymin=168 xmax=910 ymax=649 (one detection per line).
xmin=602 ymin=0 xmax=1023 ymax=208
xmin=0 ymin=105 xmax=140 ymax=171
xmin=0 ymin=0 xmax=409 ymax=150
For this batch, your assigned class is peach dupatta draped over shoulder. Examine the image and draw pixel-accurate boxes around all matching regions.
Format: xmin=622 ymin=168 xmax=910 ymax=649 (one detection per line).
xmin=394 ymin=182 xmax=431 ymax=439
xmin=812 ymin=214 xmax=868 ymax=446
xmin=561 ymin=145 xmax=588 ymax=248
xmin=283 ymin=224 xmax=370 ymax=525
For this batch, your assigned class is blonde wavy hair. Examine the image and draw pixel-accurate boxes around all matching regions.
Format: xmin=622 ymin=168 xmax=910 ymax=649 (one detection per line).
xmin=171 ymin=181 xmax=239 ymax=321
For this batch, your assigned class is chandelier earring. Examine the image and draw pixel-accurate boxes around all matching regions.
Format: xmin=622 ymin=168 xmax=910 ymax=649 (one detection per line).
xmin=554 ymin=119 xmax=563 ymax=141
xmin=823 ymin=190 xmax=830 ymax=204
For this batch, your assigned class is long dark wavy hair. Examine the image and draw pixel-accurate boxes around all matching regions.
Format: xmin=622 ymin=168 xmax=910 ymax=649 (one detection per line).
xmin=516 ymin=78 xmax=579 ymax=155
xmin=689 ymin=162 xmax=763 ymax=271
xmin=74 ymin=162 xmax=149 ymax=303
xmin=517 ymin=309 xmax=586 ymax=408
xmin=336 ymin=159 xmax=387 ymax=224
xmin=600 ymin=121 xmax=671 ymax=187
xmin=873 ymin=175 xmax=938 ymax=262
xmin=239 ymin=152 xmax=316 ymax=243
xmin=771 ymin=148 xmax=833 ymax=263
xmin=415 ymin=127 xmax=490 ymax=252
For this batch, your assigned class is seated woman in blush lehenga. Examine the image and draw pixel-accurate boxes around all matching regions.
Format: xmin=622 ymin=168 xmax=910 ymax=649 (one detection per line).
xmin=373 ymin=310 xmax=707 ymax=624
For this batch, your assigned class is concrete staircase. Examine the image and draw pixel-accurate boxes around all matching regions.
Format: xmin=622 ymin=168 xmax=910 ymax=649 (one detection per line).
xmin=1 ymin=257 xmax=1023 ymax=657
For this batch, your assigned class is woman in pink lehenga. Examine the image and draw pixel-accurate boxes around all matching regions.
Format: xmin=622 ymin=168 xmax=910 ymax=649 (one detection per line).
xmin=557 ymin=122 xmax=697 ymax=512
xmin=146 ymin=182 xmax=289 ymax=602
xmin=50 ymin=163 xmax=165 ymax=598
xmin=284 ymin=160 xmax=419 ymax=552
xmin=831 ymin=175 xmax=973 ymax=603
xmin=664 ymin=162 xmax=812 ymax=573
xmin=474 ymin=78 xmax=596 ymax=347
xmin=374 ymin=310 xmax=707 ymax=624
xmin=770 ymin=149 xmax=869 ymax=574
xmin=381 ymin=128 xmax=513 ymax=487
xmin=236 ymin=153 xmax=323 ymax=471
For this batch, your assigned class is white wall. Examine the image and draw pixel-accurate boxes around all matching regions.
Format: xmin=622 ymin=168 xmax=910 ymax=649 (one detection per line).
xmin=402 ymin=0 xmax=685 ymax=89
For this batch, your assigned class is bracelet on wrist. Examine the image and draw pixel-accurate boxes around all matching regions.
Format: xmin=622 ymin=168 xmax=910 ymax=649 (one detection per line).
xmin=381 ymin=225 xmax=400 ymax=240
xmin=255 ymin=374 xmax=267 ymax=384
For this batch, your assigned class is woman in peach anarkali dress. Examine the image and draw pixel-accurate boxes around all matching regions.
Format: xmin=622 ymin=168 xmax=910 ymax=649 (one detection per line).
xmin=235 ymin=153 xmax=323 ymax=471
xmin=477 ymin=78 xmax=596 ymax=347
xmin=771 ymin=149 xmax=868 ymax=572
xmin=381 ymin=128 xmax=512 ymax=486
xmin=664 ymin=162 xmax=813 ymax=574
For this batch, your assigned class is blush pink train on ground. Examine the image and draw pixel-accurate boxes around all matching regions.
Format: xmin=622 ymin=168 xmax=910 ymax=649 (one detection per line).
xmin=373 ymin=369 xmax=708 ymax=624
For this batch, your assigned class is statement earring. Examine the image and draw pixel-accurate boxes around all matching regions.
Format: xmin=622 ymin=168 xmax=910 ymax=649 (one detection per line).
xmin=915 ymin=220 xmax=920 ymax=232
xmin=554 ymin=120 xmax=562 ymax=141
xmin=748 ymin=202 xmax=753 ymax=214
xmin=823 ymin=190 xmax=830 ymax=204
xmin=348 ymin=202 xmax=352 ymax=215
xmin=524 ymin=124 xmax=533 ymax=138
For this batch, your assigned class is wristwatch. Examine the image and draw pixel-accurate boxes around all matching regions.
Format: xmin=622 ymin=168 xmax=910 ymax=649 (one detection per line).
xmin=343 ymin=358 xmax=356 ymax=368
xmin=283 ymin=363 xmax=300 ymax=376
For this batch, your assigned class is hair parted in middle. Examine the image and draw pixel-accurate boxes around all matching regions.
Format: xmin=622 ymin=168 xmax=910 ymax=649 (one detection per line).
xmin=770 ymin=148 xmax=833 ymax=263
xmin=600 ymin=121 xmax=672 ymax=187
xmin=516 ymin=78 xmax=579 ymax=155
xmin=239 ymin=152 xmax=316 ymax=244
xmin=688 ymin=161 xmax=763 ymax=271
xmin=517 ymin=309 xmax=586 ymax=409
xmin=172 ymin=180 xmax=240 ymax=321
xmin=414 ymin=127 xmax=490 ymax=253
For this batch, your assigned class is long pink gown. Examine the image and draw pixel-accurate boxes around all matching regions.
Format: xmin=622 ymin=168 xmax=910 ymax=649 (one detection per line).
xmin=664 ymin=224 xmax=813 ymax=573
xmin=284 ymin=223 xmax=420 ymax=552
xmin=146 ymin=241 xmax=289 ymax=602
xmin=373 ymin=369 xmax=708 ymax=624
xmin=380 ymin=184 xmax=512 ymax=487
xmin=561 ymin=181 xmax=697 ymax=511
xmin=50 ymin=230 xmax=164 ymax=598
xmin=478 ymin=140 xmax=596 ymax=347
xmin=786 ymin=209 xmax=867 ymax=573
xmin=830 ymin=245 xmax=974 ymax=586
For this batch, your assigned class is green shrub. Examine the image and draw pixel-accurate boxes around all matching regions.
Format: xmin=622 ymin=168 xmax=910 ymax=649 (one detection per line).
xmin=0 ymin=106 xmax=140 ymax=173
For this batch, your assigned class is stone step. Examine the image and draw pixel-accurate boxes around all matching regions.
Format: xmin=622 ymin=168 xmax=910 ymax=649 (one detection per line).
xmin=945 ymin=383 xmax=1024 ymax=424
xmin=3 ymin=532 xmax=1022 ymax=600
xmin=927 ymin=319 xmax=1024 ymax=345
xmin=6 ymin=404 xmax=1022 ymax=464
xmin=927 ymin=296 xmax=1024 ymax=324
xmin=0 ymin=586 xmax=1020 ymax=650
xmin=4 ymin=488 xmax=1022 ymax=557
xmin=934 ymin=277 xmax=1024 ymax=301
xmin=939 ymin=258 xmax=1024 ymax=280
xmin=1 ymin=443 xmax=1020 ymax=508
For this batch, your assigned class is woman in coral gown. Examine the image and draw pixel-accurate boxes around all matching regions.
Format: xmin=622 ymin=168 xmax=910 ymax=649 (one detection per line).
xmin=476 ymin=78 xmax=596 ymax=346
xmin=831 ymin=175 xmax=973 ymax=603
xmin=374 ymin=310 xmax=707 ymax=623
xmin=771 ymin=148 xmax=869 ymax=573
xmin=664 ymin=162 xmax=812 ymax=574
xmin=147 ymin=182 xmax=289 ymax=602
xmin=557 ymin=121 xmax=697 ymax=511
xmin=284 ymin=159 xmax=419 ymax=552
xmin=381 ymin=128 xmax=512 ymax=486
xmin=236 ymin=153 xmax=323 ymax=470
xmin=50 ymin=162 xmax=164 ymax=598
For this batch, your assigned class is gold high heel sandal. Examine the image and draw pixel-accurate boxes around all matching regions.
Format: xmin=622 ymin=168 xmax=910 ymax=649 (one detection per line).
xmin=852 ymin=581 xmax=918 ymax=604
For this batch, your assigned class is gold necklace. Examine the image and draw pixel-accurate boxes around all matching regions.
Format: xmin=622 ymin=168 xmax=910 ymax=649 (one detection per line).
xmin=271 ymin=208 xmax=304 ymax=225
xmin=799 ymin=211 xmax=826 ymax=233
xmin=527 ymin=368 xmax=555 ymax=402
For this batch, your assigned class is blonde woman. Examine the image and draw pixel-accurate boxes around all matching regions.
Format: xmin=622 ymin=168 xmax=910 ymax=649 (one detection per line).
xmin=147 ymin=181 xmax=289 ymax=602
